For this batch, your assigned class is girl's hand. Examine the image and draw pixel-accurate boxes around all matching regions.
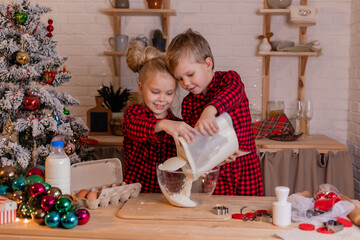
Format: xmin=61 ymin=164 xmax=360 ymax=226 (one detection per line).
xmin=196 ymin=105 xmax=218 ymax=136
xmin=157 ymin=120 xmax=198 ymax=145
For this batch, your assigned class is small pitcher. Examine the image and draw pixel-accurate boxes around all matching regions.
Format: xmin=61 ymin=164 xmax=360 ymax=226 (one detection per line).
xmin=109 ymin=0 xmax=129 ymax=9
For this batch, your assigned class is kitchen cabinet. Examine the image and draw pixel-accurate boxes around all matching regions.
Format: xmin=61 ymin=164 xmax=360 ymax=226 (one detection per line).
xmin=103 ymin=0 xmax=176 ymax=86
xmin=258 ymin=0 xmax=319 ymax=127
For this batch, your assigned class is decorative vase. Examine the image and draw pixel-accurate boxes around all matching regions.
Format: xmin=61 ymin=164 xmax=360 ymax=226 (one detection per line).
xmin=267 ymin=0 xmax=292 ymax=9
xmin=259 ymin=38 xmax=272 ymax=52
xmin=147 ymin=0 xmax=162 ymax=9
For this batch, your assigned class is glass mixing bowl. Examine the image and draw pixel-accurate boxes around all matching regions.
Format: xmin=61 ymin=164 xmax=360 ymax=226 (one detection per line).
xmin=156 ymin=165 xmax=220 ymax=208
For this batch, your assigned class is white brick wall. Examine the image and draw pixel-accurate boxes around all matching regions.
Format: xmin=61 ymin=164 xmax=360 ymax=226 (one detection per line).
xmin=349 ymin=0 xmax=360 ymax=199
xmin=31 ymin=0 xmax=352 ymax=143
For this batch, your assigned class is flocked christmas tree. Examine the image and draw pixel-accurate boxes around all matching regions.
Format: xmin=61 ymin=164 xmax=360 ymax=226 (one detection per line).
xmin=0 ymin=0 xmax=94 ymax=171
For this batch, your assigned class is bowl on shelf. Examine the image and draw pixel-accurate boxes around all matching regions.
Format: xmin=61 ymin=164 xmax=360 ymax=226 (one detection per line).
xmin=156 ymin=165 xmax=220 ymax=208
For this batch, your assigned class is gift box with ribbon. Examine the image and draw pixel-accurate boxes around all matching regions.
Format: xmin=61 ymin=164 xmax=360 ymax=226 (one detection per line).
xmin=0 ymin=196 xmax=17 ymax=224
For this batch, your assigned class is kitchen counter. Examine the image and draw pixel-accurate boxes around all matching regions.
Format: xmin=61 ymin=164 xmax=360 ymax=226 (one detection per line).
xmin=1 ymin=193 xmax=359 ymax=240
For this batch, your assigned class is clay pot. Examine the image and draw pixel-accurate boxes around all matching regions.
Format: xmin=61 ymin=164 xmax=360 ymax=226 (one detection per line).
xmin=147 ymin=0 xmax=162 ymax=9
xmin=267 ymin=0 xmax=292 ymax=9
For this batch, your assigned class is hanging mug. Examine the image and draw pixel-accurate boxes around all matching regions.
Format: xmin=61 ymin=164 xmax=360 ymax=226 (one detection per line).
xmin=109 ymin=0 xmax=129 ymax=9
xmin=109 ymin=34 xmax=129 ymax=52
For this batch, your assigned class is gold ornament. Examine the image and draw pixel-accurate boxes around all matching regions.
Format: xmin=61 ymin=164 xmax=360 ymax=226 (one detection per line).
xmin=2 ymin=117 xmax=18 ymax=142
xmin=16 ymin=50 xmax=30 ymax=65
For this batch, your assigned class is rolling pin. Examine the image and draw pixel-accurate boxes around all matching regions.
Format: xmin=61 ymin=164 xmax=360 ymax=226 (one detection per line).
xmin=340 ymin=193 xmax=360 ymax=227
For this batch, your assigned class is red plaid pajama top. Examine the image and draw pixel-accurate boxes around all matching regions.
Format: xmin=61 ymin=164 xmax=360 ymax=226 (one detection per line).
xmin=182 ymin=70 xmax=264 ymax=196
xmin=122 ymin=104 xmax=179 ymax=193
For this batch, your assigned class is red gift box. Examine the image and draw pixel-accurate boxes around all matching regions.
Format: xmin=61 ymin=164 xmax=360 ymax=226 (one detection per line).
xmin=0 ymin=196 xmax=17 ymax=224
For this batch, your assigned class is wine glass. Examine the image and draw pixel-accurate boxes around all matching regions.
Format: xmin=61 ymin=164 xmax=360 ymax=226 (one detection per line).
xmin=303 ymin=100 xmax=313 ymax=135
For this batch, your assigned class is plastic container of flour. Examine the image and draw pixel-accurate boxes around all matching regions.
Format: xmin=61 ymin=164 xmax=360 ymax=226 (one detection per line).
xmin=176 ymin=112 xmax=243 ymax=172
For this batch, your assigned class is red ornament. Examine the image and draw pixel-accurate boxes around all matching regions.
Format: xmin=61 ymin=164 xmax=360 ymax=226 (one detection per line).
xmin=30 ymin=183 xmax=46 ymax=197
xmin=46 ymin=18 xmax=54 ymax=37
xmin=44 ymin=69 xmax=55 ymax=84
xmin=28 ymin=167 xmax=45 ymax=180
xmin=75 ymin=208 xmax=90 ymax=225
xmin=23 ymin=93 xmax=40 ymax=111
xmin=41 ymin=195 xmax=57 ymax=211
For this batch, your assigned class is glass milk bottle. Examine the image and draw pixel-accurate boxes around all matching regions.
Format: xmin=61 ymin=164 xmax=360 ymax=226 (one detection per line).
xmin=272 ymin=186 xmax=291 ymax=227
xmin=45 ymin=140 xmax=71 ymax=194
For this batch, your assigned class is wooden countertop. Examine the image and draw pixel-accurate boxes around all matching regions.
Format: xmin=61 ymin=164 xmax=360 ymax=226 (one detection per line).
xmin=255 ymin=134 xmax=347 ymax=153
xmin=1 ymin=193 xmax=358 ymax=240
xmin=92 ymin=134 xmax=347 ymax=154
xmin=0 ymin=194 xmax=298 ymax=240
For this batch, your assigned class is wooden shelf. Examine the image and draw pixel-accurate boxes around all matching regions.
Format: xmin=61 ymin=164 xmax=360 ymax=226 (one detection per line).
xmin=257 ymin=9 xmax=290 ymax=14
xmin=258 ymin=51 xmax=319 ymax=56
xmin=103 ymin=0 xmax=175 ymax=86
xmin=103 ymin=8 xmax=176 ymax=15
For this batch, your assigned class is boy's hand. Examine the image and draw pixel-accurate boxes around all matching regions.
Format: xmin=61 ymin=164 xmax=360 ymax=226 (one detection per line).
xmin=196 ymin=105 xmax=218 ymax=136
xmin=157 ymin=120 xmax=198 ymax=145
xmin=218 ymin=149 xmax=242 ymax=166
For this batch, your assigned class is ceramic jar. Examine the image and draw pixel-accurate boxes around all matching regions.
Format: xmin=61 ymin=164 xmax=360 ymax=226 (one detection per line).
xmin=147 ymin=0 xmax=162 ymax=9
xmin=267 ymin=0 xmax=292 ymax=9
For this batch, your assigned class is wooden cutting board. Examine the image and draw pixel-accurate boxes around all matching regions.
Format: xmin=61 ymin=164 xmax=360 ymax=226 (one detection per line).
xmin=117 ymin=193 xmax=232 ymax=221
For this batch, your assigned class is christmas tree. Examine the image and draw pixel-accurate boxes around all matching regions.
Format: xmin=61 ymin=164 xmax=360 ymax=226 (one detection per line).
xmin=0 ymin=0 xmax=94 ymax=171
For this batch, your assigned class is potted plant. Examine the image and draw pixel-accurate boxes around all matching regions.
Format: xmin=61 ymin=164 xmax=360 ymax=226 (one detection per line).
xmin=152 ymin=29 xmax=166 ymax=52
xmin=97 ymin=83 xmax=131 ymax=135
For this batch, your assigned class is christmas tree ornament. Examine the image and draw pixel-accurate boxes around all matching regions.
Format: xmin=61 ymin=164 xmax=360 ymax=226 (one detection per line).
xmin=28 ymin=167 xmax=45 ymax=180
xmin=75 ymin=208 xmax=90 ymax=225
xmin=23 ymin=93 xmax=40 ymax=111
xmin=61 ymin=212 xmax=78 ymax=229
xmin=41 ymin=195 xmax=57 ymax=211
xmin=47 ymin=187 xmax=62 ymax=199
xmin=16 ymin=50 xmax=30 ymax=65
xmin=43 ymin=69 xmax=55 ymax=84
xmin=61 ymin=65 xmax=71 ymax=74
xmin=44 ymin=211 xmax=60 ymax=228
xmin=34 ymin=165 xmax=46 ymax=172
xmin=55 ymin=197 xmax=71 ymax=213
xmin=2 ymin=117 xmax=18 ymax=142
xmin=62 ymin=194 xmax=74 ymax=204
xmin=26 ymin=174 xmax=44 ymax=184
xmin=33 ymin=208 xmax=46 ymax=225
xmin=0 ymin=185 xmax=8 ymax=195
xmin=43 ymin=182 xmax=51 ymax=191
xmin=12 ymin=177 xmax=26 ymax=191
xmin=30 ymin=182 xmax=46 ymax=197
xmin=64 ymin=142 xmax=75 ymax=155
xmin=13 ymin=190 xmax=25 ymax=205
xmin=18 ymin=202 xmax=32 ymax=218
xmin=63 ymin=107 xmax=70 ymax=115
xmin=15 ymin=12 xmax=28 ymax=25
xmin=53 ymin=113 xmax=62 ymax=126
xmin=46 ymin=19 xmax=54 ymax=37
xmin=0 ymin=166 xmax=18 ymax=181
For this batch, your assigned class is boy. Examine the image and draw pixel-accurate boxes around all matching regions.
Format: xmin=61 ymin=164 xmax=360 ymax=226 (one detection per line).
xmin=166 ymin=29 xmax=263 ymax=196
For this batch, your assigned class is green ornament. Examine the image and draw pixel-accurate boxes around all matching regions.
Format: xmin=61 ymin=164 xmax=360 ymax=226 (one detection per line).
xmin=26 ymin=175 xmax=44 ymax=185
xmin=15 ymin=12 xmax=28 ymax=25
xmin=55 ymin=197 xmax=71 ymax=214
xmin=18 ymin=203 xmax=32 ymax=218
xmin=63 ymin=107 xmax=70 ymax=115
xmin=43 ymin=182 xmax=51 ymax=191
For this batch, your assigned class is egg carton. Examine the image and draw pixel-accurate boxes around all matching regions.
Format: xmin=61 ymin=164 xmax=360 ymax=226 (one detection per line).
xmin=71 ymin=158 xmax=142 ymax=209
xmin=75 ymin=182 xmax=141 ymax=209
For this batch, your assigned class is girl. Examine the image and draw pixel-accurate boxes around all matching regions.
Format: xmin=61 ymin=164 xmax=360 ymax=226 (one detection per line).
xmin=123 ymin=42 xmax=197 ymax=193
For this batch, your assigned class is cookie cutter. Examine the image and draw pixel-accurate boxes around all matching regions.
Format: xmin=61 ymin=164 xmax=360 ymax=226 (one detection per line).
xmin=212 ymin=205 xmax=229 ymax=215
xmin=326 ymin=220 xmax=344 ymax=233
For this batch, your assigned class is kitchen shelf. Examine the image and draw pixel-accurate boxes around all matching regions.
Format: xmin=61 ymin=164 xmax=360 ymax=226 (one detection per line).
xmin=258 ymin=0 xmax=319 ymax=131
xmin=103 ymin=0 xmax=176 ymax=86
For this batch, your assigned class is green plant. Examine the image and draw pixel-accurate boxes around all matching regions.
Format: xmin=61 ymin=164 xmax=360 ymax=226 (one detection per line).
xmin=153 ymin=29 xmax=163 ymax=39
xmin=97 ymin=83 xmax=131 ymax=112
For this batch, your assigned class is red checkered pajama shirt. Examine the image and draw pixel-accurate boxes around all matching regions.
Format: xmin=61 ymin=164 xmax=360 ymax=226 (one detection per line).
xmin=181 ymin=70 xmax=263 ymax=196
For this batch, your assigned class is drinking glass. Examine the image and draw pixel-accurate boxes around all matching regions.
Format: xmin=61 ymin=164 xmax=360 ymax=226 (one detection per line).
xmin=294 ymin=100 xmax=303 ymax=135
xmin=303 ymin=100 xmax=313 ymax=135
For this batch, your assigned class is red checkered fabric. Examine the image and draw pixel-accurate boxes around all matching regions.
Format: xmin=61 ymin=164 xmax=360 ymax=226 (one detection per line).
xmin=122 ymin=104 xmax=179 ymax=193
xmin=182 ymin=70 xmax=263 ymax=196
xmin=252 ymin=114 xmax=295 ymax=139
